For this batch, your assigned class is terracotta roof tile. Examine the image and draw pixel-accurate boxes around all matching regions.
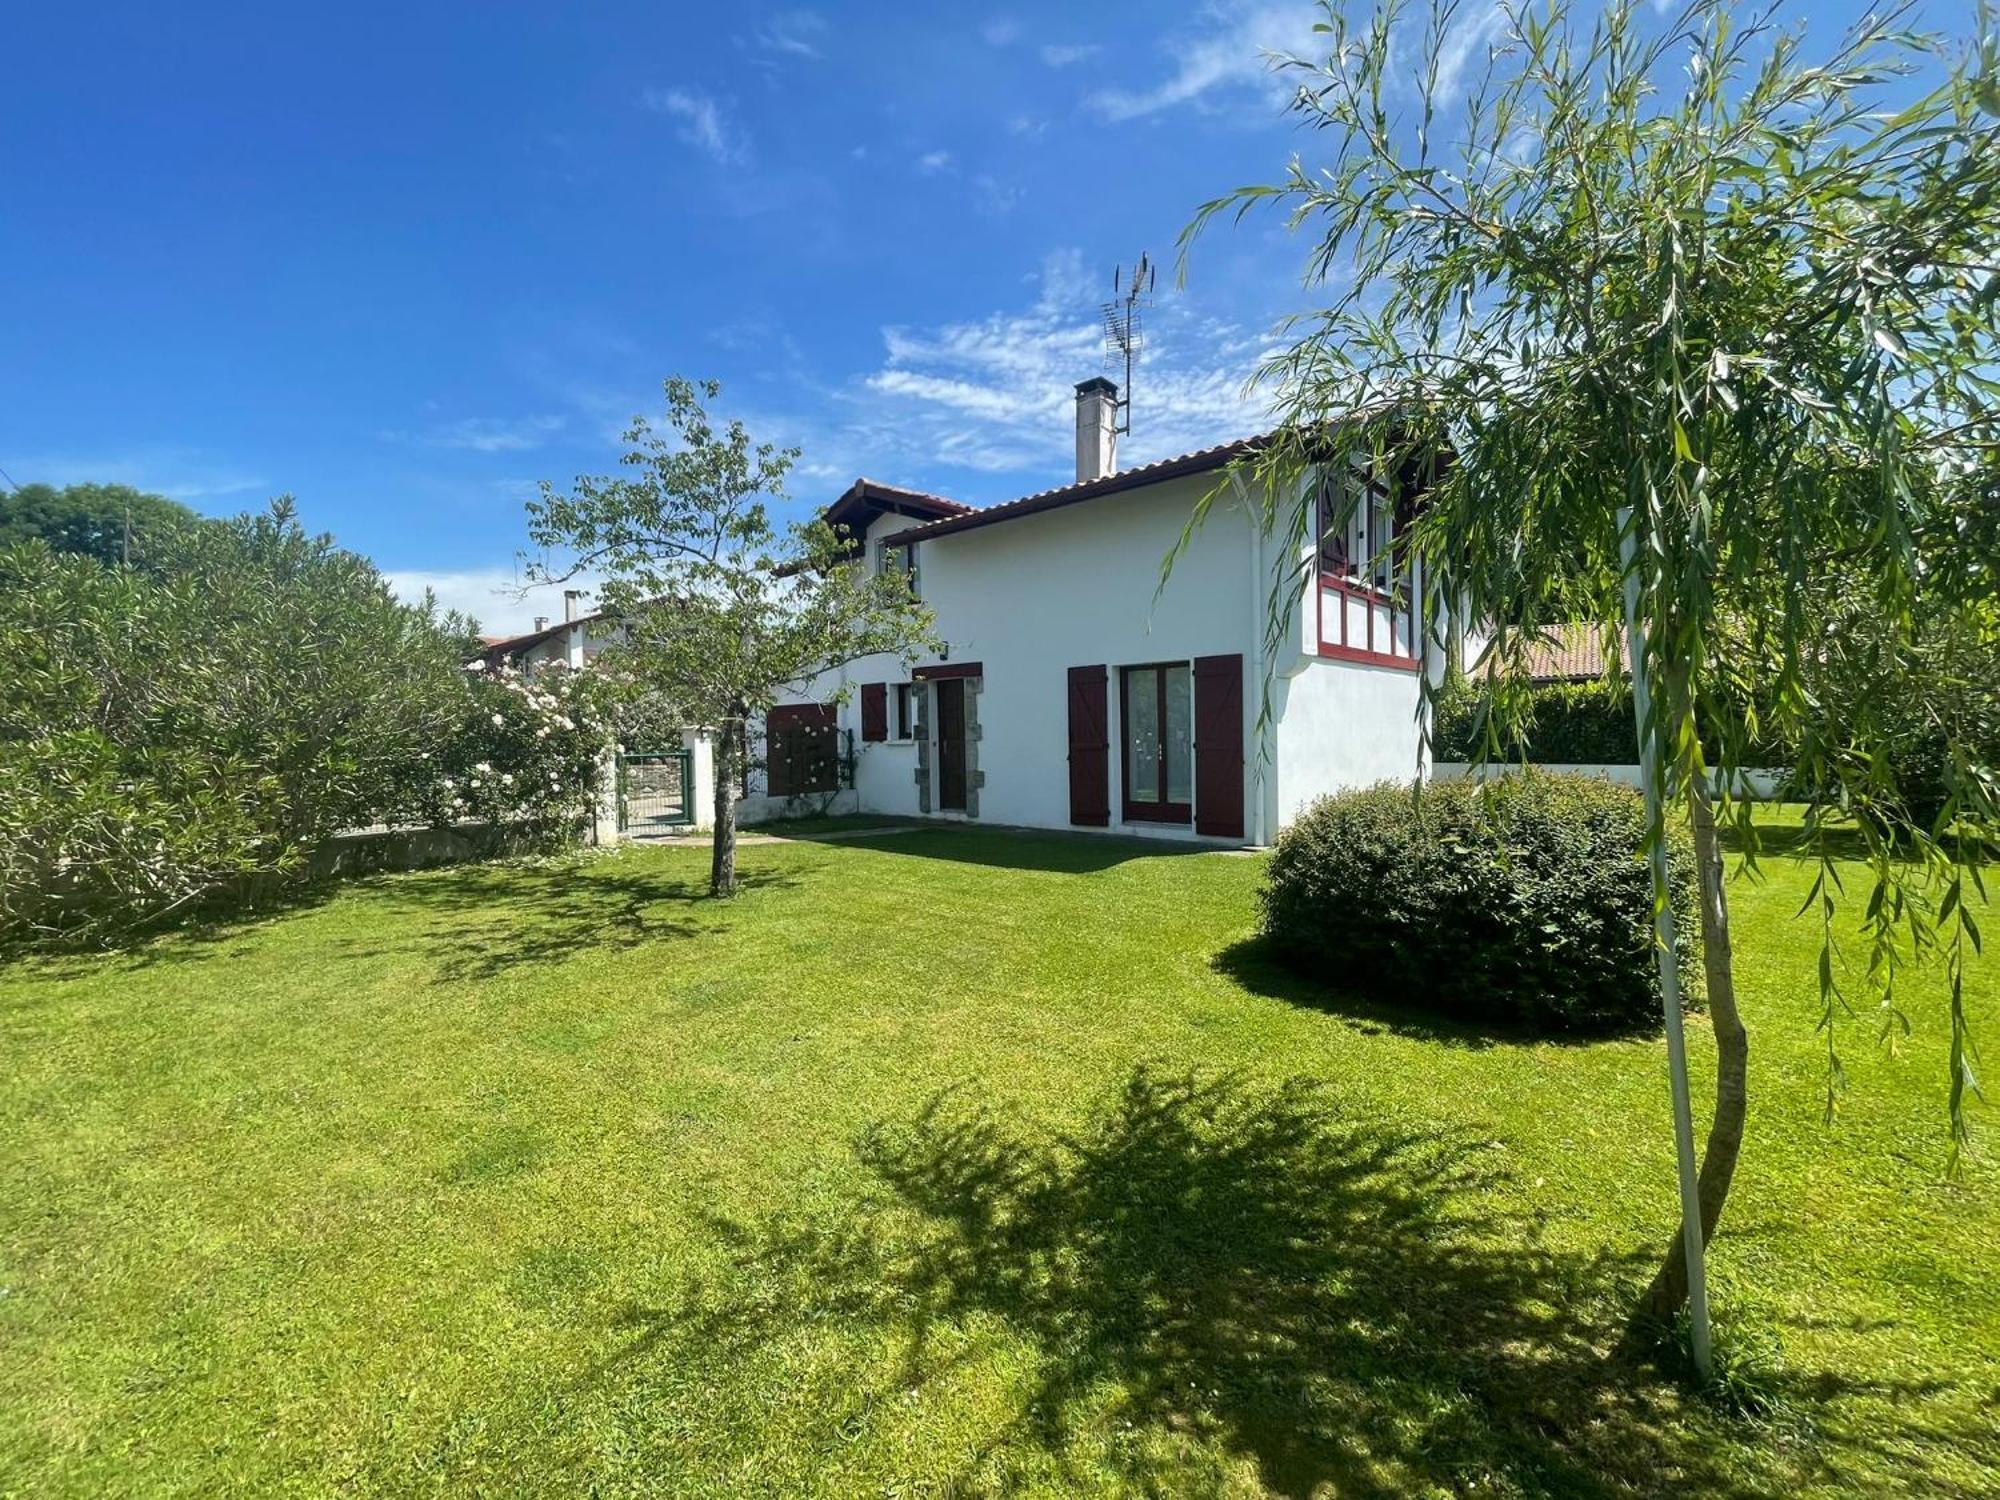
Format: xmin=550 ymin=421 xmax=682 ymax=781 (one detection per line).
xmin=1480 ymin=623 xmax=1629 ymax=681
xmin=880 ymin=434 xmax=1270 ymax=545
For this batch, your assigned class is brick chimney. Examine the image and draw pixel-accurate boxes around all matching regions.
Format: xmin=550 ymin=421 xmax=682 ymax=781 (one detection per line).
xmin=563 ymin=589 xmax=584 ymax=621
xmin=1074 ymin=377 xmax=1119 ymax=483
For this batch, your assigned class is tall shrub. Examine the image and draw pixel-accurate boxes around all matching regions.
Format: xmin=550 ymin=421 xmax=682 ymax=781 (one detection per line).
xmin=407 ymin=660 xmax=616 ymax=844
xmin=0 ymin=503 xmax=609 ymax=948
xmin=1434 ymin=678 xmax=1637 ymax=765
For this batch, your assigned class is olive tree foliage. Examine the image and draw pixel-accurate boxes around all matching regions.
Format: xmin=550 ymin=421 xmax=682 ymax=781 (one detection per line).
xmin=0 ymin=502 xmax=468 ymax=944
xmin=1181 ymin=0 xmax=1999 ymax=1319
xmin=526 ymin=378 xmax=937 ymax=896
xmin=0 ymin=498 xmax=614 ymax=949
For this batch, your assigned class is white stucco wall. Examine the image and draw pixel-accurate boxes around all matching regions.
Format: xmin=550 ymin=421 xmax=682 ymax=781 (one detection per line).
xmin=1269 ymin=657 xmax=1428 ymax=824
xmin=915 ymin=474 xmax=1255 ymax=834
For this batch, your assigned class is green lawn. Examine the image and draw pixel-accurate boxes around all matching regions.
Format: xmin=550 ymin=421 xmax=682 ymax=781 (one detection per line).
xmin=1 ymin=823 xmax=1994 ymax=1497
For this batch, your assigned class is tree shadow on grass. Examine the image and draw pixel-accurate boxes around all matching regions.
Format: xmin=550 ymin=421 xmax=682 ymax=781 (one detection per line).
xmin=811 ymin=824 xmax=1233 ymax=876
xmin=609 ymin=1066 xmax=1832 ymax=1498
xmin=4 ymin=878 xmax=357 ymax=980
xmin=346 ymin=860 xmax=798 ymax=983
xmin=1211 ymin=934 xmax=1656 ymax=1052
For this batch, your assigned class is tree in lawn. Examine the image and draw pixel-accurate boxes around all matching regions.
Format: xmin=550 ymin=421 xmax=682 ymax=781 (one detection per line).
xmin=526 ymin=377 xmax=937 ymax=896
xmin=1182 ymin=0 xmax=1999 ymax=1326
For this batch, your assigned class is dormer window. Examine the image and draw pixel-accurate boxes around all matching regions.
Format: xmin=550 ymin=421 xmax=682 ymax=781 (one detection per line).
xmin=876 ymin=539 xmax=920 ymax=596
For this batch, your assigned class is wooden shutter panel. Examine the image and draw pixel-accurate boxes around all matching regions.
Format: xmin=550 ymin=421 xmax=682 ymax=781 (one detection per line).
xmin=764 ymin=711 xmax=792 ymax=797
xmin=860 ymin=682 xmax=888 ymax=742
xmin=1066 ymin=665 xmax=1109 ymax=827
xmin=766 ymin=703 xmax=837 ymax=795
xmin=1193 ymin=654 xmax=1245 ymax=840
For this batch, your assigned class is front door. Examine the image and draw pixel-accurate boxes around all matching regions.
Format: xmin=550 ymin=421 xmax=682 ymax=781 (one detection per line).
xmin=935 ymin=677 xmax=968 ymax=812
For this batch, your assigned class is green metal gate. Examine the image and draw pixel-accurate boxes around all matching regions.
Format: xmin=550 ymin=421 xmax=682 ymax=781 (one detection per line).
xmin=616 ymin=749 xmax=695 ymax=832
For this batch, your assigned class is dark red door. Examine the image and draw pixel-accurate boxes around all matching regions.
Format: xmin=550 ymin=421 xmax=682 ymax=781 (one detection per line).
xmin=1193 ymin=654 xmax=1245 ymax=839
xmin=1066 ymin=665 xmax=1109 ymax=826
xmin=935 ymin=678 xmax=967 ymax=811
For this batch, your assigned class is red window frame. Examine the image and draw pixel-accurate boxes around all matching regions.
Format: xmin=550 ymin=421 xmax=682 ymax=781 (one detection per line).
xmin=1119 ymin=663 xmax=1192 ymax=825
xmin=1314 ymin=477 xmax=1421 ymax=672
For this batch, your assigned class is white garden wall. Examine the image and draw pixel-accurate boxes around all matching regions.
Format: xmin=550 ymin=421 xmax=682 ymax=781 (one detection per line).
xmin=1432 ymin=761 xmax=1786 ymax=799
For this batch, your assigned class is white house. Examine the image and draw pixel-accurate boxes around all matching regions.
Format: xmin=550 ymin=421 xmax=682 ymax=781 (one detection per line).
xmin=736 ymin=377 xmax=1435 ymax=844
xmin=479 ymin=378 xmax=1436 ymax=844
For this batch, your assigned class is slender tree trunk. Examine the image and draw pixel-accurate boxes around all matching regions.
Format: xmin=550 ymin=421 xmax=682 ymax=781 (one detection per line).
xmin=710 ymin=712 xmax=741 ymax=898
xmin=1639 ymin=775 xmax=1751 ymax=1322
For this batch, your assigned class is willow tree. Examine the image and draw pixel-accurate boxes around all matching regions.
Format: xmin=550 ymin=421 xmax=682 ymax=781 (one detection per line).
xmin=1183 ymin=0 xmax=1999 ymax=1323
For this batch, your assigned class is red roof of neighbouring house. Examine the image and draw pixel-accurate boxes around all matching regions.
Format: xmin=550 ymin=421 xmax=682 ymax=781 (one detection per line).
xmin=1479 ymin=622 xmax=1630 ymax=681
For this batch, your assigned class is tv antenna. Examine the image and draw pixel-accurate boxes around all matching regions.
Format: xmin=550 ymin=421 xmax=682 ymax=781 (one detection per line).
xmin=1100 ymin=252 xmax=1155 ymax=437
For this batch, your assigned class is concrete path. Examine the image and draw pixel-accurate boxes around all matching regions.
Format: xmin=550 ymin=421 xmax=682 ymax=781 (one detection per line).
xmin=623 ymin=824 xmax=928 ymax=848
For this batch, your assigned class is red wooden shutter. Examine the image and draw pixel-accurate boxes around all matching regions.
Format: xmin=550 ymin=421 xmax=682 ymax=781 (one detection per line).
xmin=1193 ymin=654 xmax=1245 ymax=839
xmin=860 ymin=682 xmax=888 ymax=742
xmin=764 ymin=710 xmax=792 ymax=797
xmin=1066 ymin=665 xmax=1109 ymax=827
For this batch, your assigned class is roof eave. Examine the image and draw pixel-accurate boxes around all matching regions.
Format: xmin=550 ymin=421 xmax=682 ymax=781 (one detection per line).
xmin=880 ymin=434 xmax=1271 ymax=547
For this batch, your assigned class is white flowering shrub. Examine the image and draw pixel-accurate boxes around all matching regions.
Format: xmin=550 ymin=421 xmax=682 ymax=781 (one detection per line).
xmin=409 ymin=659 xmax=615 ymax=845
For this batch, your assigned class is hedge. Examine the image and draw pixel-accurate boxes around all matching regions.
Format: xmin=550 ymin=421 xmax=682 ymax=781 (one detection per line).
xmin=1432 ymin=677 xmax=1637 ymax=764
xmin=1258 ymin=774 xmax=1700 ymax=1034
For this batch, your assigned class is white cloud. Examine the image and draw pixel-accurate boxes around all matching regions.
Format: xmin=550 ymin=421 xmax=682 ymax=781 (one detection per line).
xmin=384 ymin=567 xmax=598 ymax=638
xmin=1087 ymin=2 xmax=1320 ymax=121
xmin=640 ymin=87 xmax=749 ymax=165
xmin=1427 ymin=1 xmax=1510 ymax=104
xmin=972 ymin=174 xmax=1022 ymax=216
xmin=1040 ymin=42 xmax=1100 ymax=67
xmin=846 ymin=247 xmax=1271 ymax=482
xmin=1007 ymin=114 xmax=1048 ymax=138
xmin=981 ymin=17 xmax=1021 ymax=46
xmin=753 ymin=9 xmax=827 ymax=59
xmin=385 ymin=415 xmax=567 ymax=454
xmin=916 ymin=149 xmax=954 ymax=174
xmin=12 ymin=449 xmax=268 ymax=504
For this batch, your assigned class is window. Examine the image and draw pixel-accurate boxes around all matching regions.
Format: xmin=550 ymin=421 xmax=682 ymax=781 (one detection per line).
xmin=877 ymin=539 xmax=920 ymax=596
xmin=1121 ymin=664 xmax=1193 ymax=823
xmin=894 ymin=682 xmax=919 ymax=740
xmin=1315 ymin=470 xmax=1399 ymax=590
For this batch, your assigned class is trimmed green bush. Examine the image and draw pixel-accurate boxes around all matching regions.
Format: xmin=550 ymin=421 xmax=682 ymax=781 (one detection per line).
xmin=1259 ymin=774 xmax=1699 ymax=1034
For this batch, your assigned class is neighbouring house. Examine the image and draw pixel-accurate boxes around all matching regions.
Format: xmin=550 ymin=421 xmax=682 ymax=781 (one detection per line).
xmin=1473 ymin=620 xmax=1631 ymax=682
xmin=739 ymin=376 xmax=1439 ymax=844
xmin=477 ymin=588 xmax=617 ymax=674
xmin=479 ymin=589 xmax=717 ymax=836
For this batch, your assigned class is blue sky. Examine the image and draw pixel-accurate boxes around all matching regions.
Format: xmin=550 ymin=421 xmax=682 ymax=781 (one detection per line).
xmin=1 ymin=0 xmax=1908 ymax=630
